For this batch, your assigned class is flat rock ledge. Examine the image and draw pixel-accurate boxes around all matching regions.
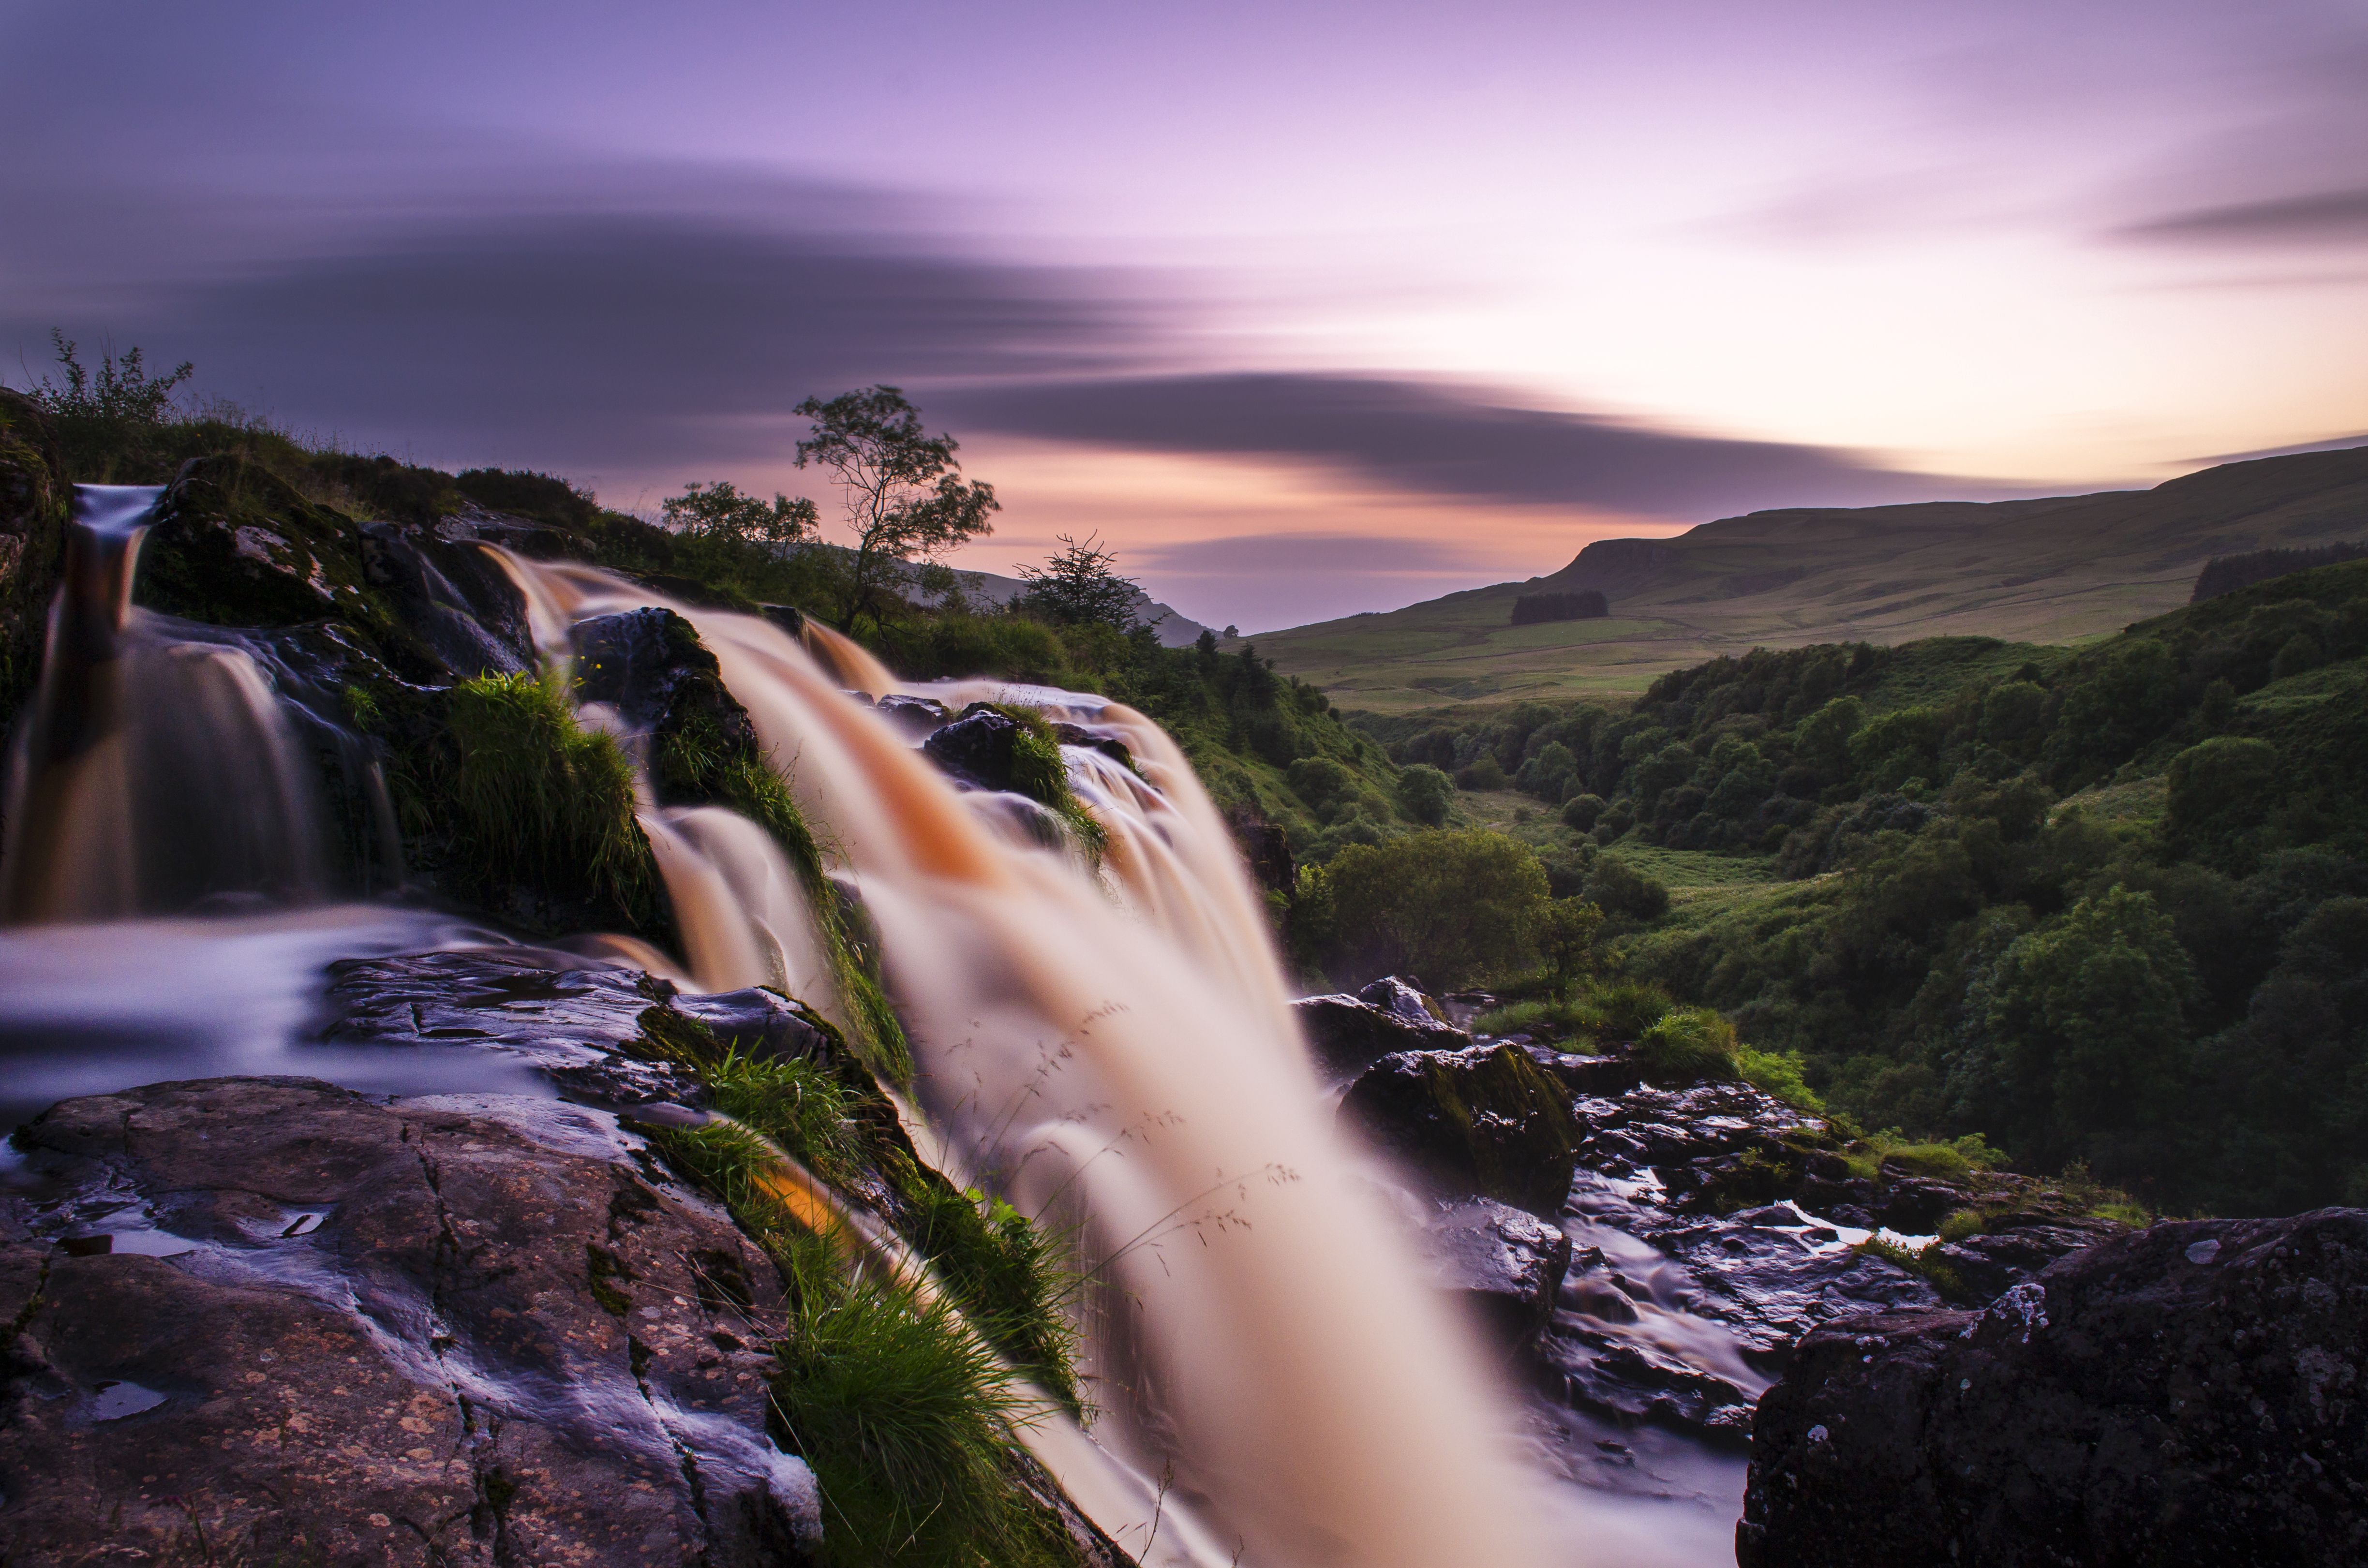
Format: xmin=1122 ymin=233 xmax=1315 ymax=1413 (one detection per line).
xmin=1738 ymin=1207 xmax=2368 ymax=1568
xmin=0 ymin=1077 xmax=819 ymax=1567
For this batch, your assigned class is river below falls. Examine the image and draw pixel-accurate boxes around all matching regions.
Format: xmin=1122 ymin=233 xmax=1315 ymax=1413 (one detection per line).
xmin=0 ymin=904 xmax=1769 ymax=1568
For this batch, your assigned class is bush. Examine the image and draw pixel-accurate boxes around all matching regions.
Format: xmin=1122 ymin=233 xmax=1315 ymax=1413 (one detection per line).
xmin=1585 ymin=976 xmax=1673 ymax=1040
xmin=1395 ymin=763 xmax=1454 ymax=826
xmin=1454 ymin=754 xmax=1509 ymax=791
xmin=1305 ymin=829 xmax=1549 ymax=988
xmin=1735 ymin=1046 xmax=1822 ymax=1112
xmin=1584 ymin=853 xmax=1670 ymax=923
xmin=1632 ymin=1005 xmax=1738 ymax=1083
xmin=1561 ymin=793 xmax=1606 ymax=832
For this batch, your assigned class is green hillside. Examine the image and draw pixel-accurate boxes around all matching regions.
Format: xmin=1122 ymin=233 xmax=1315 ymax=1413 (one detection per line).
xmin=1251 ymin=444 xmax=2368 ymax=712
xmin=1375 ymin=560 xmax=2368 ymax=1213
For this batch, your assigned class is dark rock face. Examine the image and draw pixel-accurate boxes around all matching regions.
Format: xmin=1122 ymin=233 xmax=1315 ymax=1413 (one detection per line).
xmin=0 ymin=390 xmax=69 ymax=723
xmin=922 ymin=704 xmax=1030 ymax=792
xmin=1340 ymin=1042 xmax=1580 ymax=1208
xmin=1293 ymin=991 xmax=1468 ymax=1080
xmin=1427 ymin=1198 xmax=1574 ymax=1345
xmin=360 ymin=521 xmax=536 ymax=679
xmin=573 ymin=605 xmax=764 ymax=806
xmin=0 ymin=1078 xmax=819 ymax=1566
xmin=136 ymin=456 xmax=378 ymax=632
xmin=1738 ymin=1208 xmax=2368 ymax=1568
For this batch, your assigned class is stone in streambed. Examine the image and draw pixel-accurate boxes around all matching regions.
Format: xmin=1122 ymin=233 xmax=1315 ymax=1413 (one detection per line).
xmin=1426 ymin=1198 xmax=1574 ymax=1345
xmin=1339 ymin=1041 xmax=1581 ymax=1209
xmin=1292 ymin=980 xmax=1468 ymax=1080
xmin=1737 ymin=1207 xmax=2368 ymax=1568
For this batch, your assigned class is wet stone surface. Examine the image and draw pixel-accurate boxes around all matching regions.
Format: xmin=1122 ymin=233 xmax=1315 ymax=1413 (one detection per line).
xmin=1739 ymin=1208 xmax=2368 ymax=1568
xmin=0 ymin=1077 xmax=819 ymax=1567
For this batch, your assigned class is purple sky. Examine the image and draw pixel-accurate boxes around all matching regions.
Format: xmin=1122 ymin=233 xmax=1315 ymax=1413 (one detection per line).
xmin=4 ymin=0 xmax=2363 ymax=631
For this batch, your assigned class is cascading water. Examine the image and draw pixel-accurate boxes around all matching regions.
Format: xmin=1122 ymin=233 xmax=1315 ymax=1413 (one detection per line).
xmin=0 ymin=487 xmax=336 ymax=922
xmin=499 ymin=556 xmax=1549 ymax=1568
xmin=0 ymin=489 xmax=1777 ymax=1566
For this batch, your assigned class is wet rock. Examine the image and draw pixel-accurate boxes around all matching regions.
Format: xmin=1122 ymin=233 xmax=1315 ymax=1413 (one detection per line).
xmin=1293 ymin=991 xmax=1468 ymax=1079
xmin=0 ymin=390 xmax=69 ymax=721
xmin=922 ymin=704 xmax=1033 ymax=792
xmin=1050 ymin=720 xmax=1136 ymax=770
xmin=1524 ymin=1047 xmax=1645 ymax=1098
xmin=1358 ymin=975 xmax=1452 ymax=1026
xmin=878 ymin=692 xmax=953 ymax=733
xmin=1426 ymin=1199 xmax=1574 ymax=1345
xmin=320 ymin=948 xmax=837 ymax=1110
xmin=1340 ymin=1042 xmax=1580 ymax=1209
xmin=359 ymin=522 xmax=535 ymax=679
xmin=0 ymin=1078 xmax=820 ymax=1566
xmin=1926 ymin=1213 xmax=2130 ymax=1301
xmin=136 ymin=455 xmax=385 ymax=631
xmin=1873 ymin=1175 xmax=1963 ymax=1234
xmin=572 ymin=606 xmax=765 ymax=807
xmin=1738 ymin=1208 xmax=2368 ymax=1568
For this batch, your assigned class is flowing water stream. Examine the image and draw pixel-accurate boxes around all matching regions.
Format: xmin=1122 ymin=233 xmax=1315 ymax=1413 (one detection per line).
xmin=0 ymin=488 xmax=1774 ymax=1567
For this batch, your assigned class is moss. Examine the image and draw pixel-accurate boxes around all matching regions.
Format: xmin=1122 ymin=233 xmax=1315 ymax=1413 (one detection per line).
xmin=1856 ymin=1234 xmax=1975 ymax=1303
xmin=586 ymin=1243 xmax=633 ymax=1316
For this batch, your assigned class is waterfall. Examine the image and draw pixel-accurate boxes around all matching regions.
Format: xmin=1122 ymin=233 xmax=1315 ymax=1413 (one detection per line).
xmin=499 ymin=556 xmax=1548 ymax=1568
xmin=0 ymin=487 xmax=334 ymax=922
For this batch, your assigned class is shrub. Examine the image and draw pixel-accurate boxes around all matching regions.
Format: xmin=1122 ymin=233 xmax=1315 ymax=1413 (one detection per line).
xmin=1735 ymin=1046 xmax=1823 ymax=1112
xmin=1633 ymin=1005 xmax=1738 ymax=1083
xmin=1309 ymin=829 xmax=1549 ymax=988
xmin=1583 ymin=853 xmax=1670 ymax=923
xmin=1937 ymin=1209 xmax=1985 ymax=1244
xmin=1395 ymin=763 xmax=1454 ymax=826
xmin=1454 ymin=754 xmax=1509 ymax=791
xmin=1561 ymin=793 xmax=1606 ymax=832
xmin=1584 ymin=976 xmax=1673 ymax=1040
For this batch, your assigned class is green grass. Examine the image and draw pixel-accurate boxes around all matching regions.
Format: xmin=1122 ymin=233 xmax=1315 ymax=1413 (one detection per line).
xmin=1251 ymin=445 xmax=2368 ymax=710
xmin=445 ymin=672 xmax=663 ymax=928
xmin=1735 ymin=1046 xmax=1823 ymax=1112
xmin=647 ymin=1113 xmax=1088 ymax=1568
xmin=1632 ymin=1005 xmax=1739 ymax=1084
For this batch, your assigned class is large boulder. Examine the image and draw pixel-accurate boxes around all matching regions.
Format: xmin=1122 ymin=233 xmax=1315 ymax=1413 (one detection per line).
xmin=1339 ymin=1042 xmax=1581 ymax=1209
xmin=572 ymin=605 xmax=764 ymax=807
xmin=1293 ymin=984 xmax=1468 ymax=1080
xmin=0 ymin=1078 xmax=820 ymax=1565
xmin=1738 ymin=1208 xmax=2368 ymax=1568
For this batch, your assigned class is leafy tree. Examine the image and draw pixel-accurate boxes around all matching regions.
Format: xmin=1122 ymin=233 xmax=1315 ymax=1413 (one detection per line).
xmin=659 ymin=480 xmax=818 ymax=547
xmin=1977 ymin=885 xmax=2199 ymax=1180
xmin=793 ymin=385 xmax=998 ymax=630
xmin=1306 ymin=830 xmax=1548 ymax=988
xmin=1539 ymin=897 xmax=1605 ymax=1000
xmin=1395 ymin=764 xmax=1454 ymax=827
xmin=1015 ymin=533 xmax=1140 ymax=630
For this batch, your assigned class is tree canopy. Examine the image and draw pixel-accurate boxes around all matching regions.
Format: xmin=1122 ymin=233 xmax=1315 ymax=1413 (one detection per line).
xmin=793 ymin=386 xmax=998 ymax=629
xmin=1015 ymin=533 xmax=1140 ymax=631
xmin=659 ymin=480 xmax=818 ymax=547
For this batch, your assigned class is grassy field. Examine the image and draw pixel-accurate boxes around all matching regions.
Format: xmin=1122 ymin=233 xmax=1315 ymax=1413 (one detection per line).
xmin=1246 ymin=444 xmax=2368 ymax=711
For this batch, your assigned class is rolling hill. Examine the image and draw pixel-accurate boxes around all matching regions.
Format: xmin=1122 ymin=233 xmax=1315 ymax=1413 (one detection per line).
xmin=1248 ymin=444 xmax=2368 ymax=712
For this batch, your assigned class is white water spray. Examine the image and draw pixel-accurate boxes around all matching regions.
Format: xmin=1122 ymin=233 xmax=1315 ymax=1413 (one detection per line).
xmin=501 ymin=557 xmax=1550 ymax=1568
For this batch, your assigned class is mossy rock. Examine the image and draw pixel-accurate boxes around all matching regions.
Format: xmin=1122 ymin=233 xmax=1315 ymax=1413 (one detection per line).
xmin=1340 ymin=1041 xmax=1583 ymax=1208
xmin=0 ymin=390 xmax=70 ymax=725
xmin=135 ymin=454 xmax=389 ymax=634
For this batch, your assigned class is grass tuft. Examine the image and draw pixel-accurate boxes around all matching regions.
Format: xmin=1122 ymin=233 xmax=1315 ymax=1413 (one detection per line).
xmin=1632 ymin=1004 xmax=1739 ymax=1083
xmin=1734 ymin=1045 xmax=1824 ymax=1112
xmin=446 ymin=672 xmax=661 ymax=926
